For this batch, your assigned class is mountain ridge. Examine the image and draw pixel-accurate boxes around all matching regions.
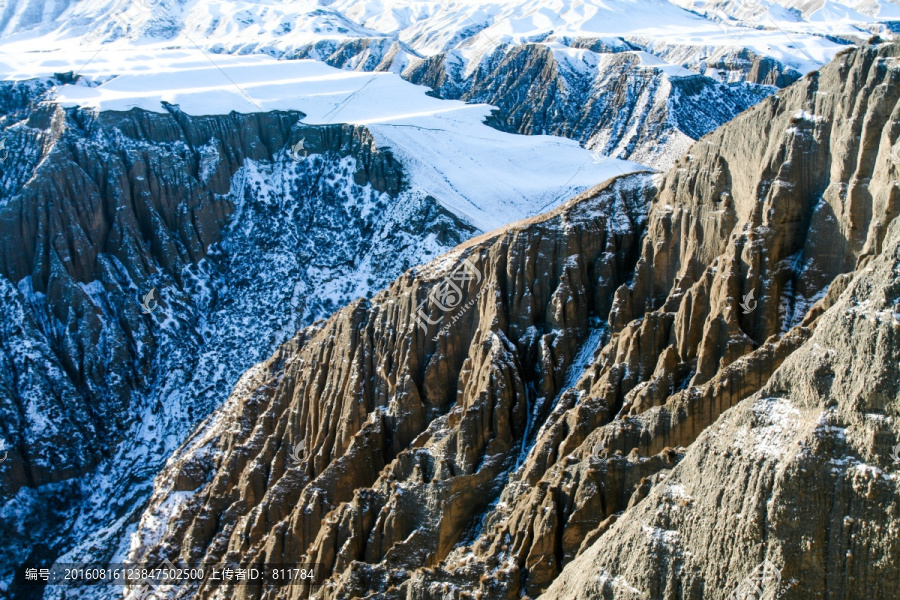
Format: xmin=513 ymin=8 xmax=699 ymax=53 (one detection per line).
xmin=0 ymin=40 xmax=650 ymax=597
xmin=125 ymin=38 xmax=900 ymax=600
xmin=1 ymin=0 xmax=876 ymax=168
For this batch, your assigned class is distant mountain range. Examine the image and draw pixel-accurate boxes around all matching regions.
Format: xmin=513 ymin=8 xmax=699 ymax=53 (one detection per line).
xmin=2 ymin=0 xmax=897 ymax=167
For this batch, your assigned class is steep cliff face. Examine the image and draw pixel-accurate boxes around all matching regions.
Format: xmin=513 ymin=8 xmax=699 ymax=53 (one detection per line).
xmin=537 ymin=40 xmax=900 ymax=600
xmin=543 ymin=221 xmax=900 ymax=599
xmin=130 ymin=39 xmax=900 ymax=600
xmin=126 ymin=172 xmax=654 ymax=599
xmin=0 ymin=95 xmax=418 ymax=493
xmin=438 ymin=38 xmax=900 ymax=599
xmin=0 ymin=85 xmax=478 ymax=593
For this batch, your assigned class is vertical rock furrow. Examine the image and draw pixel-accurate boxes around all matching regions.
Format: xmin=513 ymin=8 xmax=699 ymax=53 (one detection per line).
xmin=129 ymin=176 xmax=653 ymax=599
xmin=418 ymin=40 xmax=900 ymax=599
xmin=128 ymin=40 xmax=900 ymax=600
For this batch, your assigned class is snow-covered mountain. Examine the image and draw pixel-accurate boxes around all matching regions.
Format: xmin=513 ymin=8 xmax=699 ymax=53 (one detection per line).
xmin=3 ymin=0 xmax=894 ymax=57
xmin=0 ymin=42 xmax=643 ymax=599
xmin=3 ymin=0 xmax=894 ymax=167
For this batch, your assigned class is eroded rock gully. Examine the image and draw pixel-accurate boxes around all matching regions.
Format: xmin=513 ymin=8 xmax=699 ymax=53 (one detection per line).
xmin=0 ymin=96 xmax=404 ymax=494
xmin=129 ymin=173 xmax=653 ymax=598
xmin=133 ymin=41 xmax=900 ymax=600
xmin=0 ymin=87 xmax=479 ymax=593
xmin=543 ymin=183 xmax=900 ymax=600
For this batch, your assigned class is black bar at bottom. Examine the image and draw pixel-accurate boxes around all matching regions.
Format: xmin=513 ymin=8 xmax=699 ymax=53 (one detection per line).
xmin=14 ymin=563 xmax=323 ymax=586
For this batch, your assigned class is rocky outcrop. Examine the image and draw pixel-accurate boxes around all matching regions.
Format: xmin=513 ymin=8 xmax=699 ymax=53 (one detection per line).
xmin=129 ymin=39 xmax=900 ymax=600
xmin=438 ymin=37 xmax=900 ymax=599
xmin=543 ymin=195 xmax=900 ymax=600
xmin=126 ymin=173 xmax=654 ymax=598
xmin=536 ymin=39 xmax=900 ymax=600
xmin=0 ymin=86 xmax=477 ymax=596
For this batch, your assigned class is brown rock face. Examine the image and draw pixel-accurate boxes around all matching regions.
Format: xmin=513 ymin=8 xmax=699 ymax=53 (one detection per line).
xmin=543 ymin=195 xmax=900 ymax=600
xmin=1 ymin=86 xmax=482 ymax=594
xmin=132 ymin=40 xmax=900 ymax=600
xmin=128 ymin=174 xmax=653 ymax=597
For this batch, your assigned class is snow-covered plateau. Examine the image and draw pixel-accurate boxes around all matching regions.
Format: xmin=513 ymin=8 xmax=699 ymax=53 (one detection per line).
xmin=0 ymin=48 xmax=644 ymax=230
xmin=2 ymin=0 xmax=897 ymax=169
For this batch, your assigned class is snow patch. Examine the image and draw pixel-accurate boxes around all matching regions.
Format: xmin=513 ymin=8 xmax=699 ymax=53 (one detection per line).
xmin=733 ymin=396 xmax=801 ymax=459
